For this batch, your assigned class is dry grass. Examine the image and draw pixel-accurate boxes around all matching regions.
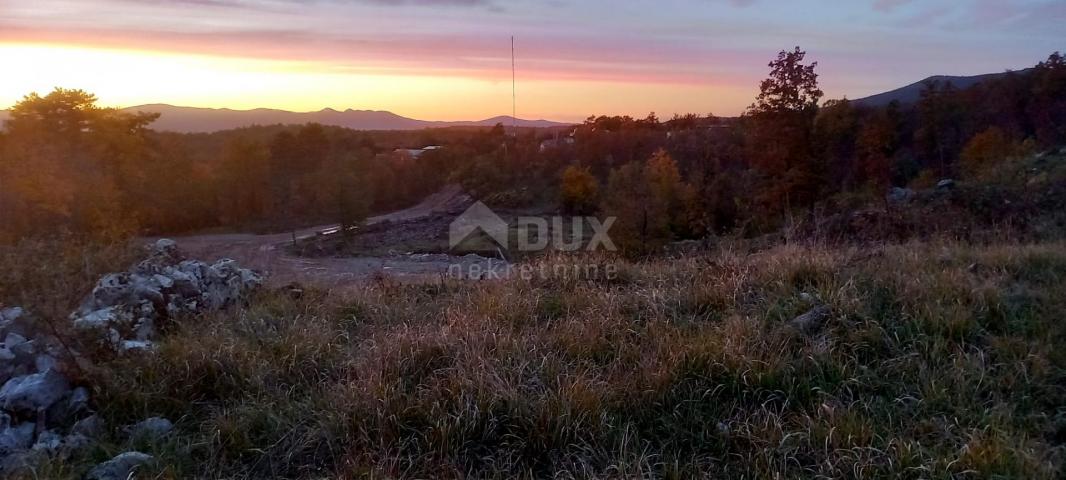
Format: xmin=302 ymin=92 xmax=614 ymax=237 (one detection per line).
xmin=6 ymin=239 xmax=1066 ymax=478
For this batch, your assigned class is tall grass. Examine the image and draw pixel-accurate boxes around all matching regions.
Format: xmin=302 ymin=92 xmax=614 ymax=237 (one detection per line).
xmin=9 ymin=240 xmax=1066 ymax=478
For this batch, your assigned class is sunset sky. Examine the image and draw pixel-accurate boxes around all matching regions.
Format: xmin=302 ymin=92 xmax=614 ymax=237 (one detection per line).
xmin=1 ymin=0 xmax=1062 ymax=122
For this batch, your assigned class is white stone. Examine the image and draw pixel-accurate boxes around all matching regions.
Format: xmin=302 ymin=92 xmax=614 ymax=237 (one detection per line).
xmin=71 ymin=415 xmax=105 ymax=438
xmin=119 ymin=340 xmax=154 ymax=354
xmin=152 ymin=274 xmax=174 ymax=290
xmin=34 ymin=354 xmax=58 ymax=373
xmin=86 ymin=451 xmax=154 ymax=480
xmin=31 ymin=430 xmax=63 ymax=452
xmin=0 ymin=421 xmax=35 ymax=455
xmin=72 ymin=307 xmax=122 ymax=331
xmin=127 ymin=417 xmax=173 ymax=441
xmin=0 ymin=370 xmax=72 ymax=413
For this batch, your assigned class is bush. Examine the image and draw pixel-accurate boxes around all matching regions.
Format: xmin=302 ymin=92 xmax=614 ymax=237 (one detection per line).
xmin=961 ymin=126 xmax=1014 ymax=177
xmin=559 ymin=165 xmax=600 ymax=214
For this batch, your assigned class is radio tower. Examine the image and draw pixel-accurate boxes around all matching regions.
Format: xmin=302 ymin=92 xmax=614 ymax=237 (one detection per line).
xmin=511 ymin=36 xmax=517 ymax=138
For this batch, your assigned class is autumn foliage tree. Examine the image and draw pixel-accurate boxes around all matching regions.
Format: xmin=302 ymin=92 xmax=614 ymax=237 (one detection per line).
xmin=559 ymin=165 xmax=599 ymax=214
xmin=745 ymin=47 xmax=824 ymax=210
xmin=601 ymin=162 xmax=661 ymax=255
xmin=855 ymin=103 xmax=903 ymax=192
xmin=960 ymin=126 xmax=1013 ymax=177
xmin=0 ymin=88 xmax=159 ymax=240
xmin=600 ymin=150 xmax=688 ymax=255
xmin=645 ymin=149 xmax=689 ymax=232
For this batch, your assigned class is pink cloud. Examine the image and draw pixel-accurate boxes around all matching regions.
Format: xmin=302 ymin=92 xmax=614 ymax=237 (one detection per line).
xmin=0 ymin=22 xmax=759 ymax=86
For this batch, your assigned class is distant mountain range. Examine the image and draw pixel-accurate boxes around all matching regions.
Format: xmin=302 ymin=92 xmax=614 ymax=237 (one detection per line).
xmin=0 ymin=68 xmax=1037 ymax=131
xmin=0 ymin=104 xmax=568 ymax=133
xmin=852 ymin=69 xmax=1033 ymax=107
xmin=133 ymin=105 xmax=574 ymax=132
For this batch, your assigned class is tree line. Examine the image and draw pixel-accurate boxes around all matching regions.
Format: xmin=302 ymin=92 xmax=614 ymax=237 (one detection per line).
xmin=1 ymin=49 xmax=1063 ymax=249
xmin=551 ymin=49 xmax=1066 ymax=252
xmin=0 ymin=94 xmax=499 ymax=241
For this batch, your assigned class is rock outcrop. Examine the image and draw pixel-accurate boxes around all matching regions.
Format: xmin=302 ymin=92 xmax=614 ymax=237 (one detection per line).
xmin=0 ymin=304 xmax=95 ymax=475
xmin=0 ymin=239 xmax=262 ymax=474
xmin=71 ymin=239 xmax=263 ymax=352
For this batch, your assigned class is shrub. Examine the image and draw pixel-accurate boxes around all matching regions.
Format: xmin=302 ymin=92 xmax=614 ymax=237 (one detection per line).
xmin=961 ymin=126 xmax=1014 ymax=177
xmin=559 ymin=165 xmax=600 ymax=215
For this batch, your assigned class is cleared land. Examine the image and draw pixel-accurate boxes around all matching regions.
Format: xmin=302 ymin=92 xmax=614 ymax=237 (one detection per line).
xmin=163 ymin=185 xmax=494 ymax=289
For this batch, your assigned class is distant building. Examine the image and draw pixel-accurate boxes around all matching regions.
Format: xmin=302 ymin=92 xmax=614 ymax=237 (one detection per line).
xmin=393 ymin=145 xmax=442 ymax=159
xmin=538 ymin=131 xmax=576 ymax=152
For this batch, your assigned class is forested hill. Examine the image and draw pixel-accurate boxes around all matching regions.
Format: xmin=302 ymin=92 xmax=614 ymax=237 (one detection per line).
xmin=0 ymin=67 xmax=1037 ymax=132
xmin=127 ymin=105 xmax=571 ymax=133
xmin=853 ymin=69 xmax=1035 ymax=107
xmin=0 ymin=104 xmax=567 ymax=133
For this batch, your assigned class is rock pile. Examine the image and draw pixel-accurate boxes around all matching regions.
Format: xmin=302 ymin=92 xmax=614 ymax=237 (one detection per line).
xmin=0 ymin=240 xmax=262 ymax=475
xmin=70 ymin=239 xmax=263 ymax=353
xmin=0 ymin=307 xmax=94 ymax=474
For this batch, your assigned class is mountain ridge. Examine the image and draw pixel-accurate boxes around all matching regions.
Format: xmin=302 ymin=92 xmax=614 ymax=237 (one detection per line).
xmin=124 ymin=104 xmax=569 ymax=132
xmin=0 ymin=67 xmax=1038 ymax=132
xmin=852 ymin=69 xmax=1034 ymax=107
xmin=0 ymin=104 xmax=569 ymax=133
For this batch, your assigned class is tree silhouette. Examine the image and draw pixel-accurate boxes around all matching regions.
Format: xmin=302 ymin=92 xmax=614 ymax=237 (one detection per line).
xmin=745 ymin=47 xmax=824 ymax=210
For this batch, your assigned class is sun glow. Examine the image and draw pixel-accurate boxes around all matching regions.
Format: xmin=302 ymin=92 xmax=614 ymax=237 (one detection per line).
xmin=0 ymin=42 xmax=521 ymax=119
xmin=1 ymin=42 xmax=751 ymax=121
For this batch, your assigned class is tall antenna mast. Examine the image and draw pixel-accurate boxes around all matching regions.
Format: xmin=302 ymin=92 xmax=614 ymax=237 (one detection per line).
xmin=511 ymin=35 xmax=517 ymax=138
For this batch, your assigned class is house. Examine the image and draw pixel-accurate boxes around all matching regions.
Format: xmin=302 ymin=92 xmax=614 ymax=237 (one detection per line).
xmin=393 ymin=145 xmax=442 ymax=159
xmin=538 ymin=131 xmax=576 ymax=152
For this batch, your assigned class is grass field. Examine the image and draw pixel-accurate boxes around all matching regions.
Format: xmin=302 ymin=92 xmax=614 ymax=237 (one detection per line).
xmin=14 ymin=239 xmax=1064 ymax=478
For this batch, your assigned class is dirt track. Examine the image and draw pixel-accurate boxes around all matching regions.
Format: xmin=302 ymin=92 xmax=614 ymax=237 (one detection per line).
xmin=159 ymin=186 xmax=498 ymax=289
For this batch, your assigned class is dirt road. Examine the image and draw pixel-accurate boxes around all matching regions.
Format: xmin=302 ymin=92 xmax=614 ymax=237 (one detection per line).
xmin=159 ymin=186 xmax=498 ymax=288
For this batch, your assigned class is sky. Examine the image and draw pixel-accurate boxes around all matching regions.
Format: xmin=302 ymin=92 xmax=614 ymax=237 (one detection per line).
xmin=0 ymin=0 xmax=1062 ymax=122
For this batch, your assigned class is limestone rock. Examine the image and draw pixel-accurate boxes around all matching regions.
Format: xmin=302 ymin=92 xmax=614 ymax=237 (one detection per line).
xmin=119 ymin=340 xmax=154 ymax=354
xmin=789 ymin=305 xmax=831 ymax=335
xmin=0 ymin=370 xmax=71 ymax=413
xmin=0 ymin=419 xmax=34 ymax=455
xmin=71 ymin=240 xmax=262 ymax=352
xmin=57 ymin=433 xmax=93 ymax=458
xmin=0 ymin=307 xmax=33 ymax=339
xmin=886 ymin=187 xmax=916 ymax=204
xmin=87 ymin=451 xmax=154 ymax=480
xmin=46 ymin=386 xmax=91 ymax=428
xmin=30 ymin=429 xmax=62 ymax=452
xmin=127 ymin=416 xmax=173 ymax=441
xmin=72 ymin=414 xmax=105 ymax=438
